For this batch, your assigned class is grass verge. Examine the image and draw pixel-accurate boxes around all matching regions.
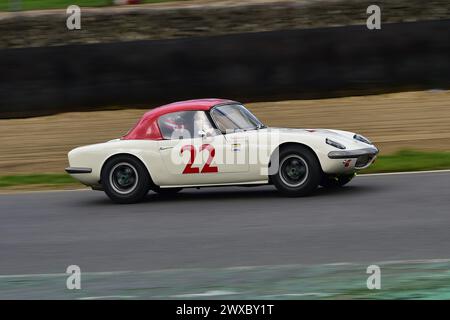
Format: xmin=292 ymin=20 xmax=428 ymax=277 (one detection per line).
xmin=0 ymin=173 xmax=79 ymax=188
xmin=1 ymin=150 xmax=450 ymax=189
xmin=360 ymin=150 xmax=450 ymax=174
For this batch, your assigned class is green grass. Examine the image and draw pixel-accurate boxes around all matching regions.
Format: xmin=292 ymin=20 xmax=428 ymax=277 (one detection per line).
xmin=1 ymin=150 xmax=450 ymax=189
xmin=0 ymin=0 xmax=183 ymax=12
xmin=360 ymin=150 xmax=450 ymax=174
xmin=0 ymin=173 xmax=79 ymax=188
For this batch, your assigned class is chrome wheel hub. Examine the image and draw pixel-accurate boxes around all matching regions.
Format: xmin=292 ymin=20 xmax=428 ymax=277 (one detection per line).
xmin=109 ymin=162 xmax=139 ymax=194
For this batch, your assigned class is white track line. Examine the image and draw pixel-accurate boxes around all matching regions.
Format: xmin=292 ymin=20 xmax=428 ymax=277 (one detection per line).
xmin=0 ymin=270 xmax=134 ymax=279
xmin=360 ymin=169 xmax=450 ymax=176
xmin=2 ymin=258 xmax=450 ymax=279
xmin=1 ymin=168 xmax=450 ymax=195
xmin=0 ymin=188 xmax=89 ymax=195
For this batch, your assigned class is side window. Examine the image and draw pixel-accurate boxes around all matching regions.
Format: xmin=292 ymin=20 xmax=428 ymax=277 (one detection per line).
xmin=211 ymin=109 xmax=237 ymax=132
xmin=193 ymin=111 xmax=217 ymax=137
xmin=158 ymin=111 xmax=216 ymax=140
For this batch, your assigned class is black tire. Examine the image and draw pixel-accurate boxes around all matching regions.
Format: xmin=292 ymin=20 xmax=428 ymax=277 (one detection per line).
xmin=151 ymin=186 xmax=183 ymax=195
xmin=320 ymin=174 xmax=355 ymax=188
xmin=101 ymin=155 xmax=151 ymax=204
xmin=271 ymin=145 xmax=321 ymax=197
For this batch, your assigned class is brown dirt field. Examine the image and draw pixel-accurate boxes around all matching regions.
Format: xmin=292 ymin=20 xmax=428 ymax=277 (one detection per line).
xmin=1 ymin=90 xmax=449 ymax=175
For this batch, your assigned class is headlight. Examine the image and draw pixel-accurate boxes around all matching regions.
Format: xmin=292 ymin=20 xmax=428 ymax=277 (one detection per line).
xmin=326 ymin=138 xmax=346 ymax=149
xmin=353 ymin=134 xmax=372 ymax=145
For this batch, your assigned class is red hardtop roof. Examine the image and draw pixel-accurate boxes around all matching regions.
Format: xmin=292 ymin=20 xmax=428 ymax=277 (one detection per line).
xmin=142 ymin=98 xmax=235 ymax=119
xmin=123 ymin=98 xmax=237 ymax=140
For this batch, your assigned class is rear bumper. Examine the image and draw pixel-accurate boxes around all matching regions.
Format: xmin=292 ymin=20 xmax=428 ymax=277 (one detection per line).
xmin=327 ymin=147 xmax=379 ymax=159
xmin=65 ymin=167 xmax=92 ymax=174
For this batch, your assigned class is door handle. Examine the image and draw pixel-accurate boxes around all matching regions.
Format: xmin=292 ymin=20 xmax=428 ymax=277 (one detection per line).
xmin=159 ymin=146 xmax=174 ymax=151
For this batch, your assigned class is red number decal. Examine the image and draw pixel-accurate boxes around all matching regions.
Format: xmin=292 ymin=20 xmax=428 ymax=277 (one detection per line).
xmin=180 ymin=144 xmax=218 ymax=174
xmin=180 ymin=145 xmax=200 ymax=174
xmin=200 ymin=144 xmax=218 ymax=173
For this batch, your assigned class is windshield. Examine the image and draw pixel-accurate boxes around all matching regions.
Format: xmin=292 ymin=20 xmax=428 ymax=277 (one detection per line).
xmin=210 ymin=104 xmax=265 ymax=133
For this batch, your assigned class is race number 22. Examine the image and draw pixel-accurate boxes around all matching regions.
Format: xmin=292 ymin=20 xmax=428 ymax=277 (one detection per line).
xmin=181 ymin=144 xmax=218 ymax=174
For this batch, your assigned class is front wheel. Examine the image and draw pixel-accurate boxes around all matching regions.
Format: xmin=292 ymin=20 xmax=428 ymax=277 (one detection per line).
xmin=271 ymin=146 xmax=321 ymax=197
xmin=101 ymin=155 xmax=151 ymax=204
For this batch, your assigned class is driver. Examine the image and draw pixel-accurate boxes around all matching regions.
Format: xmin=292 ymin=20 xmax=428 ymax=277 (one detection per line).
xmin=159 ymin=113 xmax=190 ymax=139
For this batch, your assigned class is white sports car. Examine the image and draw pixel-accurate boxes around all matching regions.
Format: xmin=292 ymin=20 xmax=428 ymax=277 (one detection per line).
xmin=66 ymin=99 xmax=378 ymax=203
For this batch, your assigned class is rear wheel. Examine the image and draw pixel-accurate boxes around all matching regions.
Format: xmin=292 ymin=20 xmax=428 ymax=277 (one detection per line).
xmin=271 ymin=145 xmax=321 ymax=197
xmin=101 ymin=155 xmax=150 ymax=204
xmin=320 ymin=174 xmax=355 ymax=188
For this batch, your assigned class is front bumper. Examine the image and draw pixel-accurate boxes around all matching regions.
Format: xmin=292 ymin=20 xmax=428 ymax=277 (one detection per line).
xmin=65 ymin=167 xmax=92 ymax=174
xmin=328 ymin=147 xmax=379 ymax=159
xmin=327 ymin=147 xmax=379 ymax=170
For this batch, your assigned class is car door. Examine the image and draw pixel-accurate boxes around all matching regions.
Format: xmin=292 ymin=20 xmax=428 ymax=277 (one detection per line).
xmin=158 ymin=111 xmax=204 ymax=186
xmin=212 ymin=131 xmax=249 ymax=174
xmin=157 ymin=110 xmax=250 ymax=187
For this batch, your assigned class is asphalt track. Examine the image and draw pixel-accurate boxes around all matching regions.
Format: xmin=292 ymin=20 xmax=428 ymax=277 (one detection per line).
xmin=1 ymin=171 xmax=450 ymax=276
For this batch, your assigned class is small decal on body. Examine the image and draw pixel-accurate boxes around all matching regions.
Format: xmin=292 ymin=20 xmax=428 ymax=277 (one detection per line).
xmin=343 ymin=159 xmax=352 ymax=168
xmin=231 ymin=143 xmax=241 ymax=152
